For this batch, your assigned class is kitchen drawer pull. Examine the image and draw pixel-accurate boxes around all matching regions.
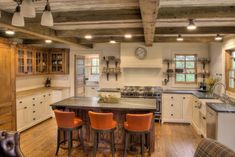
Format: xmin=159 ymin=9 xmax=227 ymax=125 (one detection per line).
xmin=33 ymin=118 xmax=36 ymax=121
xmin=171 ymin=114 xmax=174 ymax=116
xmin=171 ymin=104 xmax=173 ymax=107
xmin=48 ymin=94 xmax=51 ymax=96
xmin=203 ymin=117 xmax=206 ymax=120
xmin=32 ymin=98 xmax=35 ymax=100
xmin=24 ymin=107 xmax=27 ymax=109
xmin=183 ymin=97 xmax=185 ymax=99
xmin=33 ymin=111 xmax=36 ymax=113
xmin=19 ymin=101 xmax=22 ymax=104
xmin=195 ymin=101 xmax=197 ymax=103
xmin=171 ymin=96 xmax=173 ymax=99
xmin=43 ymin=95 xmax=46 ymax=97
xmin=33 ymin=104 xmax=35 ymax=106
xmin=40 ymin=102 xmax=43 ymax=104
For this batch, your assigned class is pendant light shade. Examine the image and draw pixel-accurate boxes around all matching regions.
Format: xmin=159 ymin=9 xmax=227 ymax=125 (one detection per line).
xmin=21 ymin=0 xmax=36 ymax=18
xmin=12 ymin=5 xmax=25 ymax=27
xmin=187 ymin=19 xmax=197 ymax=30
xmin=41 ymin=0 xmax=53 ymax=27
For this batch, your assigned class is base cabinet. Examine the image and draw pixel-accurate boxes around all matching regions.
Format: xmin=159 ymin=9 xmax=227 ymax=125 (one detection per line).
xmin=16 ymin=91 xmax=53 ymax=132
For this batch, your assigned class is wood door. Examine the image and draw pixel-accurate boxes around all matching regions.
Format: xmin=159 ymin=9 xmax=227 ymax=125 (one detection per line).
xmin=0 ymin=42 xmax=16 ymax=131
xmin=75 ymin=56 xmax=85 ymax=97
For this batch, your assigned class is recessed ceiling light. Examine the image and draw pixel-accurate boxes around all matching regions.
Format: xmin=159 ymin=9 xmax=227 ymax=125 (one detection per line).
xmin=84 ymin=35 xmax=92 ymax=39
xmin=109 ymin=40 xmax=117 ymax=44
xmin=215 ymin=34 xmax=223 ymax=41
xmin=124 ymin=34 xmax=132 ymax=39
xmin=176 ymin=34 xmax=184 ymax=41
xmin=45 ymin=39 xmax=52 ymax=44
xmin=187 ymin=19 xmax=197 ymax=30
xmin=5 ymin=30 xmax=15 ymax=35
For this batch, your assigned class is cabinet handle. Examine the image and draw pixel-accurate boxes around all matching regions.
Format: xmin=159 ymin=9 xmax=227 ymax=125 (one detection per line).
xmin=33 ymin=111 xmax=36 ymax=113
xmin=43 ymin=95 xmax=46 ymax=97
xmin=48 ymin=94 xmax=51 ymax=96
xmin=183 ymin=97 xmax=185 ymax=99
xmin=24 ymin=107 xmax=27 ymax=109
xmin=203 ymin=117 xmax=206 ymax=120
xmin=195 ymin=101 xmax=197 ymax=103
xmin=32 ymin=98 xmax=35 ymax=100
xmin=19 ymin=101 xmax=22 ymax=104
xmin=40 ymin=102 xmax=43 ymax=104
xmin=171 ymin=104 xmax=173 ymax=107
xmin=33 ymin=118 xmax=36 ymax=121
xmin=171 ymin=96 xmax=173 ymax=99
xmin=171 ymin=114 xmax=174 ymax=116
xmin=33 ymin=104 xmax=35 ymax=106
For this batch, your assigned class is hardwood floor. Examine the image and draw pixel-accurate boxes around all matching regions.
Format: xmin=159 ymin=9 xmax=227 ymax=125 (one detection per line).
xmin=20 ymin=118 xmax=201 ymax=157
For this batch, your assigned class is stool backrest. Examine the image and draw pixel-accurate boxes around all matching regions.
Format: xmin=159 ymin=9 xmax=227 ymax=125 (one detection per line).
xmin=88 ymin=111 xmax=114 ymax=130
xmin=54 ymin=110 xmax=75 ymax=128
xmin=126 ymin=113 xmax=153 ymax=132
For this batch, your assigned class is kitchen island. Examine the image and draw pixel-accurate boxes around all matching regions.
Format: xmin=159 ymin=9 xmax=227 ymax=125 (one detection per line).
xmin=51 ymin=97 xmax=156 ymax=152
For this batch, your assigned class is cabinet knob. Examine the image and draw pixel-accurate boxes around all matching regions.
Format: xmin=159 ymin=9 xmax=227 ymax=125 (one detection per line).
xmin=33 ymin=111 xmax=36 ymax=113
xmin=48 ymin=94 xmax=51 ymax=96
xmin=183 ymin=97 xmax=185 ymax=99
xmin=24 ymin=107 xmax=27 ymax=109
xmin=203 ymin=117 xmax=206 ymax=120
xmin=171 ymin=96 xmax=173 ymax=99
xmin=33 ymin=104 xmax=35 ymax=106
xmin=32 ymin=98 xmax=35 ymax=100
xmin=43 ymin=95 xmax=46 ymax=97
xmin=195 ymin=101 xmax=197 ymax=103
xmin=33 ymin=118 xmax=36 ymax=121
xmin=19 ymin=101 xmax=22 ymax=104
xmin=40 ymin=102 xmax=43 ymax=104
xmin=171 ymin=114 xmax=174 ymax=116
xmin=171 ymin=104 xmax=173 ymax=107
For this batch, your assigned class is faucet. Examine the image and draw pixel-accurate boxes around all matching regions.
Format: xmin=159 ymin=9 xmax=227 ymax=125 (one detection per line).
xmin=212 ymin=82 xmax=231 ymax=103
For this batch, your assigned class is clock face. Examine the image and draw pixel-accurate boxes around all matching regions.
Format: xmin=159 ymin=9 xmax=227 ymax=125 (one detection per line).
xmin=135 ymin=47 xmax=147 ymax=60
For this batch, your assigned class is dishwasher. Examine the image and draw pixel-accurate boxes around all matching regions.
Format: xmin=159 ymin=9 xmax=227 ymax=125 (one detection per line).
xmin=206 ymin=106 xmax=218 ymax=139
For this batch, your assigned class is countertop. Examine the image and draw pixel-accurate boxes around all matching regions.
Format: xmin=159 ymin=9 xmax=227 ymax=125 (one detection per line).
xmin=51 ymin=96 xmax=156 ymax=111
xmin=16 ymin=86 xmax=70 ymax=98
xmin=163 ymin=89 xmax=215 ymax=99
xmin=207 ymin=103 xmax=235 ymax=113
xmin=97 ymin=88 xmax=121 ymax=93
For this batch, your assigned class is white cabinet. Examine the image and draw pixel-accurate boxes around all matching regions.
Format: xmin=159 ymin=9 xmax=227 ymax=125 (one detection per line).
xmin=192 ymin=97 xmax=201 ymax=134
xmin=162 ymin=94 xmax=192 ymax=123
xmin=16 ymin=91 xmax=52 ymax=132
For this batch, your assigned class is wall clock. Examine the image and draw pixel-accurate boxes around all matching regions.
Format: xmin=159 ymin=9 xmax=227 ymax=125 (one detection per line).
xmin=135 ymin=47 xmax=147 ymax=60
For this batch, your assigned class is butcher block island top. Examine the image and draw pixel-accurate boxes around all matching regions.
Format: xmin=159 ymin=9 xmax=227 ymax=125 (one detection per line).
xmin=51 ymin=96 xmax=157 ymax=111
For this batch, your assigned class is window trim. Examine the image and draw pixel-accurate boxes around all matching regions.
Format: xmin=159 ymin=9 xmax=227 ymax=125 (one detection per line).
xmin=91 ymin=58 xmax=99 ymax=75
xmin=175 ymin=54 xmax=197 ymax=84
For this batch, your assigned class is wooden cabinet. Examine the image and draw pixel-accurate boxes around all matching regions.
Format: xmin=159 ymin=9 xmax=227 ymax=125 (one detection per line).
xmin=49 ymin=49 xmax=69 ymax=74
xmin=0 ymin=41 xmax=16 ymax=131
xmin=35 ymin=49 xmax=49 ymax=74
xmin=16 ymin=46 xmax=69 ymax=76
xmin=162 ymin=94 xmax=192 ymax=123
xmin=16 ymin=47 xmax=34 ymax=75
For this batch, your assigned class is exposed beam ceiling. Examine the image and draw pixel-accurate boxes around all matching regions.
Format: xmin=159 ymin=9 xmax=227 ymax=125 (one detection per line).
xmin=139 ymin=0 xmax=160 ymax=46
xmin=0 ymin=11 xmax=91 ymax=48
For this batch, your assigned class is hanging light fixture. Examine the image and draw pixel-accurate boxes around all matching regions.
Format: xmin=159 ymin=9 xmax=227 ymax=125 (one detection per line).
xmin=176 ymin=34 xmax=184 ymax=41
xmin=187 ymin=19 xmax=197 ymax=30
xmin=12 ymin=3 xmax=25 ymax=27
xmin=21 ymin=0 xmax=36 ymax=18
xmin=215 ymin=34 xmax=223 ymax=41
xmin=41 ymin=0 xmax=53 ymax=27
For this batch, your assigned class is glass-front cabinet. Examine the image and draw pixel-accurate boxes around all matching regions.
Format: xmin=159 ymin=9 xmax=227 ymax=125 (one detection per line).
xmin=225 ymin=50 xmax=235 ymax=92
xmin=16 ymin=47 xmax=34 ymax=75
xmin=35 ymin=49 xmax=49 ymax=74
xmin=16 ymin=46 xmax=69 ymax=76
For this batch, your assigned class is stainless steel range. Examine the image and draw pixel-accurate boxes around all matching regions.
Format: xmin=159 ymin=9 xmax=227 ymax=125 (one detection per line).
xmin=121 ymin=86 xmax=162 ymax=122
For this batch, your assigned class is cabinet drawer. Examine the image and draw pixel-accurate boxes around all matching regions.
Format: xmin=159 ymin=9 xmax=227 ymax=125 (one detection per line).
xmin=165 ymin=111 xmax=182 ymax=120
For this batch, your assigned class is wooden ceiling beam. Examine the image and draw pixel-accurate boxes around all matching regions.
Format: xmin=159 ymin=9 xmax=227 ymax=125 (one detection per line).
xmin=139 ymin=0 xmax=160 ymax=46
xmin=158 ymin=6 xmax=235 ymax=19
xmin=0 ymin=11 xmax=91 ymax=49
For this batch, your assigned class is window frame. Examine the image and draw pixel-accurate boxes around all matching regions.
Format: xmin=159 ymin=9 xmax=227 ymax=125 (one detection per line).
xmin=90 ymin=58 xmax=99 ymax=75
xmin=175 ymin=54 xmax=197 ymax=84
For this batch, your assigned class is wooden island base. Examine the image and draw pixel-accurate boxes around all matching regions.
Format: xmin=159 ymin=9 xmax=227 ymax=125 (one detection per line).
xmin=51 ymin=97 xmax=156 ymax=153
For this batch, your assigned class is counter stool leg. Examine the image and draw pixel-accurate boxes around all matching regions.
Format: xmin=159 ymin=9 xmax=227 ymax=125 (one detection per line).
xmin=68 ymin=131 xmax=72 ymax=157
xmin=148 ymin=132 xmax=151 ymax=156
xmin=55 ymin=129 xmax=60 ymax=155
xmin=93 ymin=132 xmax=98 ymax=157
xmin=141 ymin=133 xmax=145 ymax=157
xmin=79 ymin=127 xmax=85 ymax=151
xmin=63 ymin=131 xmax=66 ymax=144
xmin=110 ymin=131 xmax=115 ymax=157
xmin=123 ymin=131 xmax=129 ymax=157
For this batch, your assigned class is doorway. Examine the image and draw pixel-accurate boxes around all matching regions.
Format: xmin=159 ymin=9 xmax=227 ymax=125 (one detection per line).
xmin=74 ymin=54 xmax=100 ymax=97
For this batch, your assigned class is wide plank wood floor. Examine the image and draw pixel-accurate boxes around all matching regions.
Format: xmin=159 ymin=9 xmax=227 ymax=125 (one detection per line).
xmin=20 ymin=118 xmax=201 ymax=157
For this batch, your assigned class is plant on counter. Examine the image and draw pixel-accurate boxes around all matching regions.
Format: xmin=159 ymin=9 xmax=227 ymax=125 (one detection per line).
xmin=98 ymin=94 xmax=119 ymax=103
xmin=205 ymin=77 xmax=221 ymax=94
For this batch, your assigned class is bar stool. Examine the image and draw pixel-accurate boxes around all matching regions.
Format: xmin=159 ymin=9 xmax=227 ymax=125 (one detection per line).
xmin=123 ymin=113 xmax=153 ymax=157
xmin=54 ymin=109 xmax=84 ymax=157
xmin=88 ymin=111 xmax=117 ymax=157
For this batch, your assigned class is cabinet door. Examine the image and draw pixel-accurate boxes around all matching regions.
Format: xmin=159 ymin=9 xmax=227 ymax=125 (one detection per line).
xmin=16 ymin=49 xmax=25 ymax=75
xmin=49 ymin=49 xmax=69 ymax=74
xmin=192 ymin=99 xmax=200 ymax=128
xmin=17 ymin=97 xmax=32 ymax=130
xmin=26 ymin=49 xmax=33 ymax=74
xmin=182 ymin=95 xmax=192 ymax=122
xmin=35 ymin=51 xmax=49 ymax=74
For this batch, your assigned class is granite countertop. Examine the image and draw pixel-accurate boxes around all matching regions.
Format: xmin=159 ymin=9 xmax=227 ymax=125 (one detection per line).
xmin=207 ymin=103 xmax=235 ymax=113
xmin=51 ymin=96 xmax=156 ymax=111
xmin=163 ymin=89 xmax=215 ymax=99
xmin=97 ymin=88 xmax=121 ymax=93
xmin=16 ymin=86 xmax=70 ymax=98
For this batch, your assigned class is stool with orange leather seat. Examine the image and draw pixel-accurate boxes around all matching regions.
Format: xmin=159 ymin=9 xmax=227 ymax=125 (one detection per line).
xmin=54 ymin=109 xmax=84 ymax=157
xmin=123 ymin=113 xmax=153 ymax=157
xmin=88 ymin=111 xmax=117 ymax=157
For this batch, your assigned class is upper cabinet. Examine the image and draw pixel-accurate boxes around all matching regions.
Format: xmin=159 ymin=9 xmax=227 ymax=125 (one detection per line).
xmin=49 ymin=49 xmax=69 ymax=74
xmin=16 ymin=46 xmax=69 ymax=76
xmin=16 ymin=47 xmax=34 ymax=76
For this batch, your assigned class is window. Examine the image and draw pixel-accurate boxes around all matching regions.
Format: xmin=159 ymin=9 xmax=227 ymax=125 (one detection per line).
xmin=175 ymin=54 xmax=197 ymax=83
xmin=91 ymin=58 xmax=99 ymax=75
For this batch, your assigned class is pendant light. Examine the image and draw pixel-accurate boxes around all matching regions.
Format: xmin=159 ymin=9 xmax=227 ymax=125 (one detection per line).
xmin=187 ymin=19 xmax=197 ymax=30
xmin=12 ymin=3 xmax=25 ymax=27
xmin=21 ymin=0 xmax=36 ymax=18
xmin=41 ymin=0 xmax=53 ymax=27
xmin=176 ymin=34 xmax=184 ymax=41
